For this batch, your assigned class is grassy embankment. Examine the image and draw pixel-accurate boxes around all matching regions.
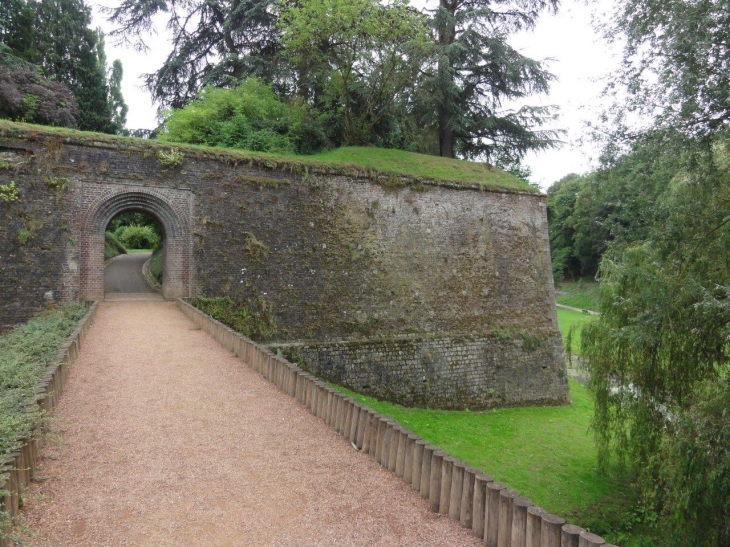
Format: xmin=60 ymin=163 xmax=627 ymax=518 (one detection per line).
xmin=0 ymin=120 xmax=537 ymax=194
xmin=0 ymin=305 xmax=88 ymax=460
xmin=333 ymin=281 xmax=652 ymax=544
xmin=555 ymin=281 xmax=600 ymax=353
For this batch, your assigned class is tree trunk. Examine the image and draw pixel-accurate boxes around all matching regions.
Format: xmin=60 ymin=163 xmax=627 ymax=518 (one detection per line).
xmin=437 ymin=0 xmax=456 ymax=158
xmin=439 ymin=112 xmax=455 ymax=158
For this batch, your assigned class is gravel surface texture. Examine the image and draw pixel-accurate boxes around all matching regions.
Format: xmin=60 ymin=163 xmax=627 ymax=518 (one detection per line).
xmin=16 ymin=301 xmax=481 ymax=547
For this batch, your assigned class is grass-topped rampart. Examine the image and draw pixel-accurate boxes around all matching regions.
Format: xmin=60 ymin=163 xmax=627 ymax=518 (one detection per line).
xmin=0 ymin=120 xmax=538 ymax=194
xmin=0 ymin=304 xmax=88 ymax=459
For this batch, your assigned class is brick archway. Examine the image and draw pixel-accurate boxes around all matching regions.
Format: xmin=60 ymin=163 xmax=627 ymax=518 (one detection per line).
xmin=79 ymin=186 xmax=194 ymax=301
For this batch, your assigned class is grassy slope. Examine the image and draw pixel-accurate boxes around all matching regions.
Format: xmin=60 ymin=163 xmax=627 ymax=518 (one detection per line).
xmin=556 ymin=281 xmax=601 ymax=311
xmin=336 ymin=380 xmax=627 ymax=523
xmin=306 ymin=147 xmax=529 ymax=191
xmin=0 ymin=305 xmax=87 ymax=458
xmin=556 ymin=308 xmax=596 ymax=353
xmin=0 ymin=120 xmax=537 ymax=193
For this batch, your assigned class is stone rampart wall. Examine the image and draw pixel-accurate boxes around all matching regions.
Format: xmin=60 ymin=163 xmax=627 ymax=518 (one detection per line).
xmin=0 ymin=127 xmax=567 ymax=408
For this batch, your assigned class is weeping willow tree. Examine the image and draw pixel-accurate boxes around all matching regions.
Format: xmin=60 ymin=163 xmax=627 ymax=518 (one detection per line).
xmin=582 ymin=133 xmax=730 ymax=546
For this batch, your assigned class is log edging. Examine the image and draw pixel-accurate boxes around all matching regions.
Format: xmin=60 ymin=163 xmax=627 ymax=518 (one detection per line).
xmin=0 ymin=303 xmax=99 ymax=547
xmin=177 ymin=299 xmax=618 ymax=547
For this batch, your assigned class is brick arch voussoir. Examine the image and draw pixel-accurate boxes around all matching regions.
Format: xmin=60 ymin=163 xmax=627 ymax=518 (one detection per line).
xmin=84 ymin=189 xmax=188 ymax=238
xmin=79 ymin=187 xmax=192 ymax=301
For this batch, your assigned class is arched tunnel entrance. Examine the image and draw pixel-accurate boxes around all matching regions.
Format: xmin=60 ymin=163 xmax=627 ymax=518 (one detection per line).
xmin=104 ymin=211 xmax=165 ymax=298
xmin=78 ymin=188 xmax=193 ymax=301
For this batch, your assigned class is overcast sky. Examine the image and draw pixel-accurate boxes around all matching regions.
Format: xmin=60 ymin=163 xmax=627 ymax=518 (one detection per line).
xmin=90 ymin=0 xmax=620 ymax=190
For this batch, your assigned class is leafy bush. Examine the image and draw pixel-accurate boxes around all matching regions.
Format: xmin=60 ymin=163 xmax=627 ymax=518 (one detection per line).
xmin=193 ymin=296 xmax=277 ymax=341
xmin=149 ymin=246 xmax=163 ymax=284
xmin=0 ymin=65 xmax=78 ymax=127
xmin=158 ymin=78 xmax=327 ymax=155
xmin=104 ymin=230 xmax=127 ymax=260
xmin=117 ymin=224 xmax=160 ymax=250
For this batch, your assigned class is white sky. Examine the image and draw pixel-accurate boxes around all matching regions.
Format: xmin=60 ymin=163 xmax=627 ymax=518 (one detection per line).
xmin=90 ymin=0 xmax=620 ymax=190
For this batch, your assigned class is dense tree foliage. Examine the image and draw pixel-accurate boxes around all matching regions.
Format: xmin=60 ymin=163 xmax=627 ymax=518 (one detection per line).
xmin=0 ymin=0 xmax=126 ymax=133
xmin=582 ymin=137 xmax=730 ymax=545
xmin=556 ymin=2 xmax=730 ymax=544
xmin=421 ymin=0 xmax=560 ymax=160
xmin=108 ymin=0 xmax=558 ymax=162
xmin=547 ymin=137 xmax=679 ymax=280
xmin=602 ymin=0 xmax=730 ymax=140
xmin=108 ymin=0 xmax=285 ymax=109
xmin=279 ymin=0 xmax=428 ymax=147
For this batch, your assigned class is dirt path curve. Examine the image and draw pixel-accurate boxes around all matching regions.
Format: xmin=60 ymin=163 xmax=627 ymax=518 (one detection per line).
xmin=18 ymin=301 xmax=480 ymax=547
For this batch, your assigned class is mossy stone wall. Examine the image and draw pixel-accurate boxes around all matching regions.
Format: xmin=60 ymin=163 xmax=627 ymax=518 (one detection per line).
xmin=0 ymin=130 xmax=567 ymax=409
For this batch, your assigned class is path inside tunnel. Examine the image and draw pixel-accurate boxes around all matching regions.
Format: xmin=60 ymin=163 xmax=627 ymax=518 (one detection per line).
xmin=104 ymin=253 xmax=163 ymax=301
xmin=14 ymin=301 xmax=480 ymax=547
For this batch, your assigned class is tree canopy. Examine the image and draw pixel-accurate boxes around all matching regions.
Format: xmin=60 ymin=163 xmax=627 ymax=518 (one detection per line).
xmin=421 ymin=0 xmax=561 ymax=160
xmin=555 ymin=2 xmax=730 ymax=544
xmin=108 ymin=0 xmax=559 ymax=164
xmin=0 ymin=0 xmax=127 ymax=133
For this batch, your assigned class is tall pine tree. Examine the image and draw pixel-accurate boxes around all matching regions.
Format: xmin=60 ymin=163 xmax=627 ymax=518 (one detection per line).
xmin=108 ymin=0 xmax=286 ymax=109
xmin=419 ymin=0 xmax=560 ymax=161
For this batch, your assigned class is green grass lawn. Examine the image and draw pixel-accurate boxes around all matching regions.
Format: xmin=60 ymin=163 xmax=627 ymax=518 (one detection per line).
xmin=307 ymin=147 xmax=532 ymax=192
xmin=338 ymin=380 xmax=615 ymax=517
xmin=334 ymin=380 xmax=649 ymax=544
xmin=556 ymin=308 xmax=596 ymax=354
xmin=555 ymin=281 xmax=601 ymax=311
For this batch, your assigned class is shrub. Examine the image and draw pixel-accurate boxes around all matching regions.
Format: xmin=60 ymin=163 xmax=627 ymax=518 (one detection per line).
xmin=0 ymin=65 xmax=78 ymax=127
xmin=1 ymin=304 xmax=88 ymax=461
xmin=149 ymin=246 xmax=163 ymax=284
xmin=104 ymin=231 xmax=127 ymax=260
xmin=158 ymin=78 xmax=327 ymax=155
xmin=193 ymin=296 xmax=277 ymax=341
xmin=117 ymin=224 xmax=161 ymax=250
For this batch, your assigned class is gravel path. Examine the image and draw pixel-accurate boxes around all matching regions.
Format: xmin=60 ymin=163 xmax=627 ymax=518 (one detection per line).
xmin=17 ymin=301 xmax=481 ymax=547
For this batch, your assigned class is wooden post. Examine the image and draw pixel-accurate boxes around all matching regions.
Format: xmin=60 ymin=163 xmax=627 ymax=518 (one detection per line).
xmin=429 ymin=450 xmax=445 ymax=512
xmin=484 ymin=481 xmax=506 ymax=547
xmin=449 ymin=461 xmax=465 ymax=521
xmin=472 ymin=473 xmax=492 ymax=539
xmin=578 ymin=531 xmax=606 ymax=547
xmin=526 ymin=506 xmax=544 ymax=547
xmin=395 ymin=428 xmax=407 ymax=478
xmin=561 ymin=525 xmax=584 ymax=547
xmin=403 ymin=434 xmax=417 ymax=484
xmin=375 ymin=417 xmax=389 ymax=464
xmin=420 ymin=444 xmax=436 ymax=499
xmin=387 ymin=425 xmax=400 ymax=473
xmin=348 ymin=403 xmax=361 ymax=443
xmin=460 ymin=467 xmax=476 ymax=529
xmin=411 ymin=439 xmax=427 ymax=491
xmin=497 ymin=489 xmax=516 ymax=547
xmin=355 ymin=406 xmax=369 ymax=449
xmin=510 ymin=496 xmax=533 ymax=547
xmin=439 ymin=456 xmax=454 ymax=515
xmin=540 ymin=514 xmax=565 ymax=547
xmin=365 ymin=412 xmax=379 ymax=456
